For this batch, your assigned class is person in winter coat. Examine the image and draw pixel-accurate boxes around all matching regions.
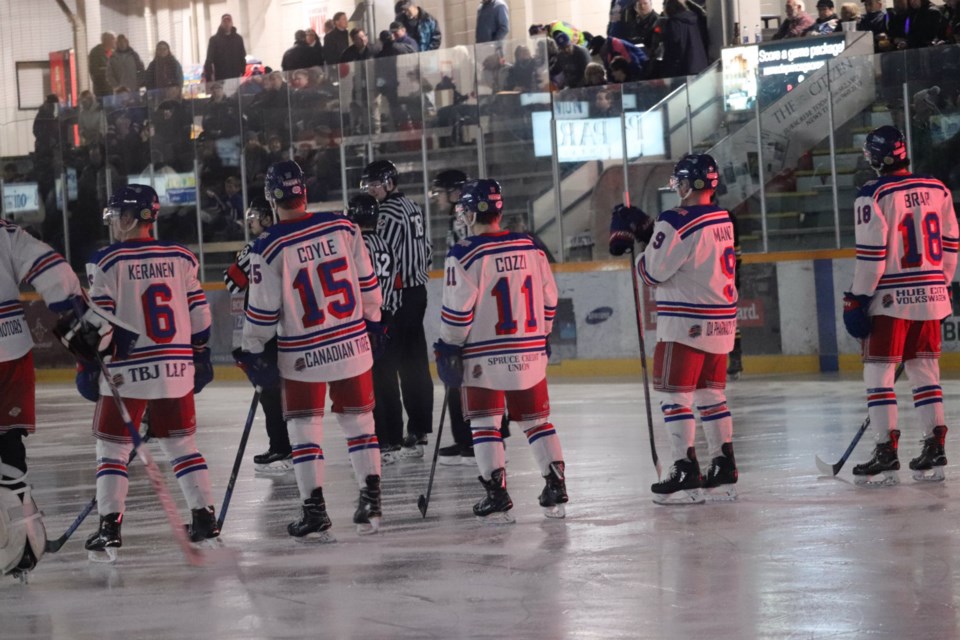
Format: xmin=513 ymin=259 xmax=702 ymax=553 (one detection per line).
xmin=304 ymin=29 xmax=326 ymax=67
xmin=106 ymin=35 xmax=144 ymax=93
xmin=624 ymin=0 xmax=661 ymax=50
xmin=550 ymin=32 xmax=591 ymax=88
xmin=395 ymin=0 xmax=442 ymax=51
xmin=659 ymin=0 xmax=708 ymax=78
xmin=144 ymin=41 xmax=184 ymax=91
xmin=282 ymin=30 xmax=315 ymax=71
xmin=906 ymin=0 xmax=947 ymax=48
xmin=476 ymin=0 xmax=510 ymax=43
xmin=204 ymin=14 xmax=247 ymax=81
xmin=802 ymin=0 xmax=840 ymax=35
xmin=89 ymin=32 xmax=116 ymax=97
xmin=324 ymin=12 xmax=352 ymax=65
xmin=773 ymin=0 xmax=817 ymax=39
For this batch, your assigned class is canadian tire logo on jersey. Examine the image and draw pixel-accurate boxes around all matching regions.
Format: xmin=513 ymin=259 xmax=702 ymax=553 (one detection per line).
xmin=736 ymin=299 xmax=765 ymax=328
xmin=882 ymin=294 xmax=894 ymax=309
xmin=472 ymin=364 xmax=482 ymax=379
xmin=689 ymin=325 xmax=702 ymax=338
xmin=295 ymin=358 xmax=306 ymax=372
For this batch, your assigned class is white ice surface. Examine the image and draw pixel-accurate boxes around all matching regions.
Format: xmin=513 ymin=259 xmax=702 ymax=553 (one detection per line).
xmin=4 ymin=376 xmax=960 ymax=639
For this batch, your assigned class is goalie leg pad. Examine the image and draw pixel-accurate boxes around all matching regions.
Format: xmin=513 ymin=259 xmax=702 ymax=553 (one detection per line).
xmin=0 ymin=469 xmax=46 ymax=576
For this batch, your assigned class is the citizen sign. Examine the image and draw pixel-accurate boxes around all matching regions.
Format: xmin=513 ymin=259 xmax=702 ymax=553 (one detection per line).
xmin=531 ymin=111 xmax=666 ymax=162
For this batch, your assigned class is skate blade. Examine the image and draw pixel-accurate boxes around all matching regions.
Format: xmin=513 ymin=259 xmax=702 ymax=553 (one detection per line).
xmin=356 ymin=517 xmax=381 ymax=536
xmin=853 ymin=471 xmax=900 ymax=487
xmin=912 ymin=467 xmax=946 ymax=483
xmin=380 ymin=454 xmax=401 ymax=466
xmin=293 ymin=530 xmax=337 ymax=544
xmin=728 ymin=371 xmax=742 ymax=381
xmin=542 ymin=504 xmax=566 ymax=519
xmin=438 ymin=456 xmax=462 ymax=466
xmin=254 ymin=462 xmax=294 ymax=475
xmin=400 ymin=448 xmax=424 ymax=460
xmin=10 ymin=569 xmax=30 ymax=585
xmin=652 ymin=489 xmax=705 ymax=505
xmin=704 ymin=486 xmax=738 ymax=502
xmin=476 ymin=511 xmax=516 ymax=525
xmin=87 ymin=548 xmax=119 ymax=564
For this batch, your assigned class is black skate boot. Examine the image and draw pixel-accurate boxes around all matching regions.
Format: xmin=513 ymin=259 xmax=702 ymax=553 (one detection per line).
xmin=909 ymin=425 xmax=948 ymax=482
xmin=727 ymin=339 xmax=743 ymax=380
xmin=353 ymin=475 xmax=382 ymax=535
xmin=652 ymin=448 xmax=704 ymax=505
xmin=288 ymin=488 xmax=335 ymax=543
xmin=253 ymin=449 xmax=293 ymax=475
xmin=539 ymin=461 xmax=568 ymax=519
xmin=474 ymin=468 xmax=514 ymax=523
xmin=852 ymin=429 xmax=900 ymax=486
xmin=185 ymin=506 xmax=221 ymax=546
xmin=703 ymin=442 xmax=739 ymax=502
xmin=85 ymin=513 xmax=122 ymax=563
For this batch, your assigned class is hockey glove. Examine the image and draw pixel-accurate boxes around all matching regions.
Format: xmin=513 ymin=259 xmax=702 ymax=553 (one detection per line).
xmin=609 ymin=204 xmax=654 ymax=256
xmin=53 ymin=296 xmax=113 ymax=362
xmin=75 ymin=360 xmax=100 ymax=402
xmin=233 ymin=348 xmax=280 ymax=389
xmin=433 ymin=340 xmax=464 ymax=388
xmin=193 ymin=346 xmax=214 ymax=394
xmin=365 ymin=319 xmax=389 ymax=360
xmin=842 ymin=292 xmax=873 ymax=339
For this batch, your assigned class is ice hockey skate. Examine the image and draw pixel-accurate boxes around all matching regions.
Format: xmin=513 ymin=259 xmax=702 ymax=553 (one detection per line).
xmin=85 ymin=513 xmax=122 ymax=563
xmin=353 ymin=475 xmax=382 ymax=535
xmin=380 ymin=444 xmax=402 ymax=465
xmin=474 ymin=468 xmax=514 ymax=524
xmin=703 ymin=443 xmax=738 ymax=501
xmin=185 ymin=506 xmax=221 ymax=548
xmin=253 ymin=449 xmax=293 ymax=475
xmin=909 ymin=425 xmax=948 ymax=482
xmin=539 ymin=461 xmax=568 ymax=518
xmin=652 ymin=449 xmax=705 ymax=505
xmin=439 ymin=444 xmax=475 ymax=466
xmin=400 ymin=433 xmax=428 ymax=459
xmin=288 ymin=488 xmax=335 ymax=543
xmin=852 ymin=430 xmax=900 ymax=487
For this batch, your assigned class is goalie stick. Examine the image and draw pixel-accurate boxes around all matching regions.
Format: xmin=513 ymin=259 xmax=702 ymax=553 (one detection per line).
xmin=815 ymin=362 xmax=906 ymax=476
xmin=217 ymin=387 xmax=261 ymax=531
xmin=417 ymin=387 xmax=450 ymax=518
xmin=45 ymin=432 xmax=151 ymax=553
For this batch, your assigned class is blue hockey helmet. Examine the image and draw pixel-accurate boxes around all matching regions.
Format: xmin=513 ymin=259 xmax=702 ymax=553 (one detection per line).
xmin=670 ymin=154 xmax=719 ymax=191
xmin=863 ymin=125 xmax=908 ymax=170
xmin=102 ymin=184 xmax=160 ymax=225
xmin=346 ymin=193 xmax=380 ymax=227
xmin=456 ymin=179 xmax=504 ymax=226
xmin=264 ymin=160 xmax=306 ymax=205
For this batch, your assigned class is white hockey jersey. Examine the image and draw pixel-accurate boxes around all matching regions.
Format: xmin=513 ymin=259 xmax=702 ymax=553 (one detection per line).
xmin=638 ymin=204 xmax=738 ymax=355
xmin=851 ymin=174 xmax=959 ymax=320
xmin=87 ymin=239 xmax=211 ymax=399
xmin=439 ymin=231 xmax=557 ymax=390
xmin=0 ymin=220 xmax=82 ymax=362
xmin=242 ymin=212 xmax=382 ymax=382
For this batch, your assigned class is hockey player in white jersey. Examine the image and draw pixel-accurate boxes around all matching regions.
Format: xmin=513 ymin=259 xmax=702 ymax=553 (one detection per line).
xmin=0 ymin=220 xmax=101 ymax=578
xmin=238 ymin=161 xmax=385 ymax=540
xmin=843 ymin=126 xmax=959 ymax=485
xmin=434 ymin=179 xmax=568 ymax=522
xmin=81 ymin=184 xmax=220 ymax=560
xmin=609 ymin=154 xmax=739 ymax=504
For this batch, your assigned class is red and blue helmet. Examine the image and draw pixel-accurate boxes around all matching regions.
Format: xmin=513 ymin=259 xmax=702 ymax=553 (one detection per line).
xmin=670 ymin=153 xmax=719 ymax=191
xmin=863 ymin=125 xmax=908 ymax=170
xmin=264 ymin=160 xmax=306 ymax=205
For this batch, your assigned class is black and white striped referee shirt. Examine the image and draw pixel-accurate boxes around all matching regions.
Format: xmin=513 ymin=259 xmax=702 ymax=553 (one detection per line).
xmin=362 ymin=231 xmax=401 ymax=314
xmin=224 ymin=240 xmax=255 ymax=294
xmin=376 ymin=191 xmax=432 ymax=289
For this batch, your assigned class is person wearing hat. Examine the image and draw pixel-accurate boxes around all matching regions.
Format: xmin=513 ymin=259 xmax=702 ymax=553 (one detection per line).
xmin=394 ymin=0 xmax=442 ymax=51
xmin=281 ymin=29 xmax=314 ymax=71
xmin=772 ymin=0 xmax=817 ymax=39
xmin=858 ymin=0 xmax=891 ymax=50
xmin=803 ymin=0 xmax=840 ymax=34
xmin=549 ymin=30 xmax=591 ymax=89
xmin=388 ymin=21 xmax=419 ymax=52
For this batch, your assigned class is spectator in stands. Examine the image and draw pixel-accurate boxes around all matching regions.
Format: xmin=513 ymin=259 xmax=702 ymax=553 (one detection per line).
xmin=476 ymin=0 xmax=510 ymax=43
xmin=834 ymin=3 xmax=861 ymax=30
xmin=304 ymin=29 xmax=325 ymax=67
xmin=201 ymin=82 xmax=240 ymax=139
xmin=389 ymin=22 xmax=419 ymax=52
xmin=77 ymin=90 xmax=103 ymax=147
xmin=89 ymin=32 xmax=116 ymax=98
xmin=609 ymin=55 xmax=643 ymax=83
xmin=888 ymin=0 xmax=910 ymax=48
xmin=243 ymin=132 xmax=270 ymax=193
xmin=106 ymin=35 xmax=144 ymax=94
xmin=608 ymin=0 xmax=634 ymax=39
xmin=151 ymin=96 xmax=191 ymax=171
xmin=341 ymin=27 xmax=376 ymax=62
xmin=591 ymin=88 xmax=619 ymax=117
xmin=204 ymin=13 xmax=247 ymax=81
xmin=945 ymin=0 xmax=960 ymax=42
xmin=324 ymin=19 xmax=336 ymax=40
xmin=395 ymin=0 xmax=442 ymax=51
xmin=550 ymin=32 xmax=591 ymax=89
xmin=504 ymin=45 xmax=541 ymax=91
xmin=772 ymin=0 xmax=816 ymax=39
xmin=659 ymin=0 xmax=709 ymax=78
xmin=589 ymin=35 xmax=649 ymax=80
xmin=144 ymin=41 xmax=183 ymax=91
xmin=324 ymin=12 xmax=351 ymax=64
xmin=907 ymin=0 xmax=947 ymax=48
xmin=623 ymin=0 xmax=661 ymax=50
xmin=803 ymin=0 xmax=840 ymax=35
xmin=107 ymin=110 xmax=149 ymax=175
xmin=530 ymin=21 xmax=590 ymax=46
xmin=583 ymin=63 xmax=608 ymax=87
xmin=282 ymin=30 xmax=313 ymax=71
xmin=858 ymin=0 xmax=889 ymax=48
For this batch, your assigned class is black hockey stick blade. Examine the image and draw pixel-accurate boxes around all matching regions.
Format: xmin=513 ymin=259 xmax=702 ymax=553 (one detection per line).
xmin=417 ymin=494 xmax=428 ymax=518
xmin=417 ymin=387 xmax=450 ymax=518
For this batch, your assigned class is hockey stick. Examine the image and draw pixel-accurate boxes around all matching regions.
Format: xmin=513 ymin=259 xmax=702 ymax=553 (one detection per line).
xmin=217 ymin=387 xmax=261 ymax=531
xmin=815 ymin=361 xmax=906 ymax=476
xmin=628 ymin=244 xmax=662 ymax=480
xmin=94 ymin=353 xmax=204 ymax=566
xmin=417 ymin=387 xmax=450 ymax=518
xmin=45 ymin=432 xmax=151 ymax=553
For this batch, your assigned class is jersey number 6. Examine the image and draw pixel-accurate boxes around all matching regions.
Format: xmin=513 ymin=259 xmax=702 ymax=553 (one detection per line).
xmin=142 ymin=283 xmax=176 ymax=344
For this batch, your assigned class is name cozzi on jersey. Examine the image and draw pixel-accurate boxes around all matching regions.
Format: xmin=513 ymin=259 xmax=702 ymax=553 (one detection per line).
xmin=495 ymin=255 xmax=527 ymax=272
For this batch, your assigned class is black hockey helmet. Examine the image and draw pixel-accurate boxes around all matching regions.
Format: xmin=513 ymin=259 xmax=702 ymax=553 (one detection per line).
xmin=360 ymin=160 xmax=399 ymax=190
xmin=457 ymin=179 xmax=504 ymax=226
xmin=347 ymin=193 xmax=380 ymax=227
xmin=863 ymin=125 xmax=908 ymax=171
xmin=245 ymin=195 xmax=275 ymax=228
xmin=670 ymin=154 xmax=719 ymax=191
xmin=430 ymin=169 xmax=468 ymax=198
xmin=265 ymin=160 xmax=306 ymax=205
xmin=103 ymin=184 xmax=160 ymax=225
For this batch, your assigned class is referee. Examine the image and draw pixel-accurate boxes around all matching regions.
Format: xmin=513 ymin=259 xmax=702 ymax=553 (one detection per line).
xmin=361 ymin=160 xmax=435 ymax=458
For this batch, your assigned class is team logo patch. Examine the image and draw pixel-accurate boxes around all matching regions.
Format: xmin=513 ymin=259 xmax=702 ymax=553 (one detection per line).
xmin=689 ymin=325 xmax=702 ymax=338
xmin=472 ymin=364 xmax=483 ymax=379
xmin=586 ymin=306 xmax=613 ymax=325
xmin=295 ymin=358 xmax=306 ymax=372
xmin=882 ymin=294 xmax=894 ymax=308
xmin=478 ymin=202 xmax=489 ymax=212
xmin=274 ymin=189 xmax=285 ymax=199
xmin=8 ymin=407 xmax=21 ymax=417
